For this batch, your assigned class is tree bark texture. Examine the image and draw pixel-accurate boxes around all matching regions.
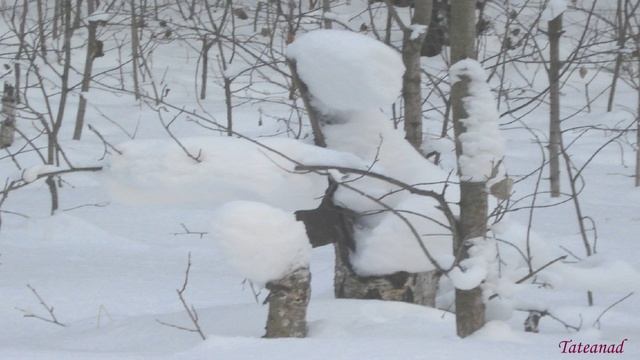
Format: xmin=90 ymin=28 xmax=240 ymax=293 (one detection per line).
xmin=0 ymin=83 xmax=17 ymax=148
xmin=402 ymin=0 xmax=432 ymax=150
xmin=450 ymin=0 xmax=487 ymax=338
xmin=73 ymin=0 xmax=98 ymax=140
xmin=548 ymin=14 xmax=562 ymax=198
xmin=265 ymin=267 xmax=311 ymax=338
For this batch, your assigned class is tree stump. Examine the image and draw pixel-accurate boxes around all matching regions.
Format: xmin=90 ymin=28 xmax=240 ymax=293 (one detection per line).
xmin=264 ymin=267 xmax=311 ymax=338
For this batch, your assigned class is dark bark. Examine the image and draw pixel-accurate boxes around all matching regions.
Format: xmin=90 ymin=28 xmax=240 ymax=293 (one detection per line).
xmin=402 ymin=0 xmax=432 ymax=150
xmin=548 ymin=15 xmax=562 ymax=198
xmin=130 ymin=0 xmax=141 ymax=100
xmin=73 ymin=0 xmax=99 ymax=140
xmin=0 ymin=84 xmax=17 ymax=148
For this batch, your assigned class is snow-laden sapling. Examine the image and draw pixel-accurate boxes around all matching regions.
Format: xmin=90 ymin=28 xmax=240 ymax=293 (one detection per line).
xmin=449 ymin=54 xmax=505 ymax=337
xmin=211 ymin=201 xmax=312 ymax=338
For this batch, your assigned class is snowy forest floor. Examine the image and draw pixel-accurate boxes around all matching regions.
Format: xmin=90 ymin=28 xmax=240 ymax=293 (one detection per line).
xmin=1 ymin=3 xmax=640 ymax=359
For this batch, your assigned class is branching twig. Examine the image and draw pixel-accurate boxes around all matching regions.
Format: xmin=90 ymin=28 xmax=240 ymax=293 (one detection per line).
xmin=593 ymin=292 xmax=634 ymax=329
xmin=156 ymin=253 xmax=206 ymax=340
xmin=16 ymin=284 xmax=66 ymax=327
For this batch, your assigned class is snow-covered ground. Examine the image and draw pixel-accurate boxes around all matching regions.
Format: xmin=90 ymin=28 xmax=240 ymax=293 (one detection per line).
xmin=1 ymin=1 xmax=639 ymax=359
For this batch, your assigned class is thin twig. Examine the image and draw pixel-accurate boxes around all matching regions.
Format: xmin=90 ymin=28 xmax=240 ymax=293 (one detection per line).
xmin=16 ymin=284 xmax=66 ymax=327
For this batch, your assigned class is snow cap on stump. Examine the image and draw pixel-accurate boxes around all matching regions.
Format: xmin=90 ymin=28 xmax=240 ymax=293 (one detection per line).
xmin=287 ymin=29 xmax=404 ymax=112
xmin=211 ymin=201 xmax=311 ymax=285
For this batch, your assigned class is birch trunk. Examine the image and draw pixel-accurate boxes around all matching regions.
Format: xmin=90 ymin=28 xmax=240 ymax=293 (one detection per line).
xmin=264 ymin=267 xmax=311 ymax=338
xmin=0 ymin=84 xmax=17 ymax=148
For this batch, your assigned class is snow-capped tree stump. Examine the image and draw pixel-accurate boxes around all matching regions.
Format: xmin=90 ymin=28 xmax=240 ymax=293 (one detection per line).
xmin=0 ymin=83 xmax=17 ymax=148
xmin=265 ymin=267 xmax=311 ymax=338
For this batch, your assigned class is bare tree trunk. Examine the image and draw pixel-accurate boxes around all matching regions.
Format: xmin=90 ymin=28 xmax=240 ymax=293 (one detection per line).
xmin=548 ymin=14 xmax=562 ymax=198
xmin=73 ymin=0 xmax=83 ymax=30
xmin=130 ymin=0 xmax=141 ymax=100
xmin=635 ymin=59 xmax=640 ymax=186
xmin=36 ymin=0 xmax=47 ymax=57
xmin=53 ymin=0 xmax=61 ymax=40
xmin=0 ymin=84 xmax=17 ymax=148
xmin=14 ymin=0 xmax=28 ymax=104
xmin=73 ymin=0 xmax=98 ymax=140
xmin=322 ymin=0 xmax=332 ymax=29
xmin=224 ymin=77 xmax=232 ymax=136
xmin=264 ymin=267 xmax=311 ymax=338
xmin=607 ymin=0 xmax=629 ymax=112
xmin=199 ymin=38 xmax=211 ymax=100
xmin=450 ymin=0 xmax=486 ymax=338
xmin=47 ymin=0 xmax=73 ymax=215
xmin=402 ymin=0 xmax=431 ymax=150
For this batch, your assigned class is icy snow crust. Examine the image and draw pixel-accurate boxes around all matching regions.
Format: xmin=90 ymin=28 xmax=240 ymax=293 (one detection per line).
xmin=286 ymin=29 xmax=405 ymax=113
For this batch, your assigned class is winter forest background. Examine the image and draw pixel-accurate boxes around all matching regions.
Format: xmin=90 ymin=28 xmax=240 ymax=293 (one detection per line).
xmin=0 ymin=0 xmax=639 ymax=358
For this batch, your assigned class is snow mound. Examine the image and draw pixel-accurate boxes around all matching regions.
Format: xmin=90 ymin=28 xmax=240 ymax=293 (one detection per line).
xmin=210 ymin=201 xmax=311 ymax=285
xmin=106 ymin=136 xmax=366 ymax=211
xmin=287 ymin=29 xmax=404 ymax=112
xmin=450 ymin=59 xmax=505 ymax=182
xmin=324 ymin=110 xmax=458 ymax=275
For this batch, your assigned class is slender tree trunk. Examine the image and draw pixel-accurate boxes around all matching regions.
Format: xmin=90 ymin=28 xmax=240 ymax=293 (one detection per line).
xmin=0 ymin=84 xmax=17 ymax=148
xmin=402 ymin=0 xmax=432 ymax=150
xmin=264 ymin=267 xmax=311 ymax=338
xmin=548 ymin=14 xmax=562 ymax=198
xmin=73 ymin=0 xmax=98 ymax=140
xmin=635 ymin=61 xmax=640 ymax=186
xmin=322 ymin=0 xmax=332 ymax=29
xmin=130 ymin=0 xmax=141 ymax=100
xmin=607 ymin=0 xmax=629 ymax=112
xmin=73 ymin=0 xmax=83 ymax=30
xmin=200 ymin=38 xmax=211 ymax=100
xmin=14 ymin=0 xmax=28 ymax=104
xmin=47 ymin=0 xmax=73 ymax=215
xmin=36 ymin=0 xmax=47 ymax=57
xmin=450 ymin=0 xmax=486 ymax=338
xmin=224 ymin=77 xmax=232 ymax=136
xmin=53 ymin=0 xmax=61 ymax=40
